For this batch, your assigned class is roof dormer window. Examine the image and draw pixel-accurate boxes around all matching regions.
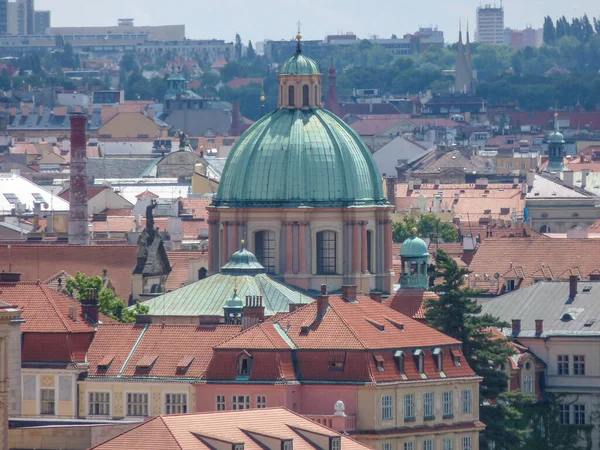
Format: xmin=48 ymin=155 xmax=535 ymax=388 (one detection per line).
xmin=394 ymin=350 xmax=405 ymax=374
xmin=414 ymin=349 xmax=424 ymax=374
xmin=433 ymin=348 xmax=443 ymax=373
xmin=237 ymin=351 xmax=252 ymax=378
xmin=330 ymin=437 xmax=341 ymax=450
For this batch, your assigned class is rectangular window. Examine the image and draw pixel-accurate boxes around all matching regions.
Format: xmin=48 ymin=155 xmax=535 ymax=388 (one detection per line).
xmin=232 ymin=395 xmax=250 ymax=410
xmin=383 ymin=444 xmax=392 ymax=450
xmin=573 ymin=404 xmax=586 ymax=425
xmin=165 ymin=393 xmax=187 ymax=414
xmin=127 ymin=393 xmax=149 ymax=416
xmin=461 ymin=437 xmax=472 ymax=450
xmin=559 ymin=404 xmax=570 ymax=425
xmin=88 ymin=392 xmax=110 ymax=416
xmin=443 ymin=438 xmax=453 ymax=450
xmin=367 ymin=230 xmax=373 ymax=273
xmin=461 ymin=389 xmax=472 ymax=413
xmin=443 ymin=391 xmax=453 ymax=417
xmin=573 ymin=355 xmax=585 ymax=375
xmin=255 ymin=231 xmax=276 ymax=273
xmin=404 ymin=443 xmax=415 ymax=450
xmin=381 ymin=394 xmax=393 ymax=420
xmin=256 ymin=395 xmax=266 ymax=408
xmin=523 ymin=374 xmax=533 ymax=393
xmin=423 ymin=392 xmax=434 ymax=419
xmin=404 ymin=394 xmax=415 ymax=421
xmin=423 ymin=440 xmax=434 ymax=450
xmin=317 ymin=231 xmax=336 ymax=275
xmin=557 ymin=355 xmax=569 ymax=375
xmin=216 ymin=395 xmax=226 ymax=411
xmin=40 ymin=389 xmax=55 ymax=415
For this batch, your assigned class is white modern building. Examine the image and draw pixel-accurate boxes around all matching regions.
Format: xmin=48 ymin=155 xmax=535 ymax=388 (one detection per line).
xmin=476 ymin=4 xmax=504 ymax=45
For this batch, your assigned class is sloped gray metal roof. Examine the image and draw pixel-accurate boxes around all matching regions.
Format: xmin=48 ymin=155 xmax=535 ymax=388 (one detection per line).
xmin=480 ymin=280 xmax=600 ymax=337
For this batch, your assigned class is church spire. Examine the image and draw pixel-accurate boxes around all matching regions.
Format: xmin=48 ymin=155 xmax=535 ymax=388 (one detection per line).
xmin=455 ymin=19 xmax=474 ymax=95
xmin=295 ymin=21 xmax=302 ymax=53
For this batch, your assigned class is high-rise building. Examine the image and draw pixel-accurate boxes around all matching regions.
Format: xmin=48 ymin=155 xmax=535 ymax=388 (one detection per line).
xmin=7 ymin=0 xmax=33 ymax=35
xmin=23 ymin=0 xmax=33 ymax=34
xmin=476 ymin=4 xmax=504 ymax=45
xmin=33 ymin=9 xmax=50 ymax=34
xmin=0 ymin=0 xmax=7 ymax=34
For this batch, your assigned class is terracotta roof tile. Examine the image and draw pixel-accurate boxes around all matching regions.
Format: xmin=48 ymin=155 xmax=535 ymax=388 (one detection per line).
xmin=87 ymin=324 xmax=241 ymax=379
xmin=0 ymin=245 xmax=138 ymax=301
xmin=92 ymin=408 xmax=368 ymax=450
xmin=59 ymin=186 xmax=108 ymax=202
xmin=384 ymin=289 xmax=440 ymax=320
xmin=165 ymin=251 xmax=208 ymax=291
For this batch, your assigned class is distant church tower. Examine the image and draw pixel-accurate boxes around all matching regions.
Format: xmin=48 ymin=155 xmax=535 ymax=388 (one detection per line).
xmin=455 ymin=22 xmax=474 ymax=95
xmin=325 ymin=58 xmax=341 ymax=117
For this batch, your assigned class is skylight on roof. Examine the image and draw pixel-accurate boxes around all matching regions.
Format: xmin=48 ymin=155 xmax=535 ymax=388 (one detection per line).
xmin=32 ymin=193 xmax=44 ymax=202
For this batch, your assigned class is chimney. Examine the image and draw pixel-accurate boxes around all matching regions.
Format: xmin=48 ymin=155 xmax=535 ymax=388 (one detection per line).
xmin=230 ymin=101 xmax=241 ymax=136
xmin=341 ymin=285 xmax=357 ymax=301
xmin=569 ymin=275 xmax=578 ymax=298
xmin=0 ymin=272 xmax=21 ymax=283
xmin=242 ymin=295 xmax=265 ymax=329
xmin=370 ymin=291 xmax=383 ymax=303
xmin=386 ymin=176 xmax=397 ymax=206
xmin=511 ymin=319 xmax=521 ymax=336
xmin=563 ymin=171 xmax=574 ymax=188
xmin=526 ymin=171 xmax=535 ymax=187
xmin=582 ymin=170 xmax=589 ymax=189
xmin=81 ymin=288 xmax=99 ymax=325
xmin=68 ymin=113 xmax=89 ymax=245
xmin=317 ymin=284 xmax=329 ymax=319
xmin=535 ymin=319 xmax=543 ymax=336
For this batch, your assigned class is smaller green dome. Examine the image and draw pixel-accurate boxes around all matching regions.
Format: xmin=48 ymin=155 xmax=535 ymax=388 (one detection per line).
xmin=279 ymin=49 xmax=320 ymax=75
xmin=223 ymin=289 xmax=244 ymax=310
xmin=400 ymin=232 xmax=429 ymax=257
xmin=549 ymin=130 xmax=565 ymax=144
xmin=221 ymin=241 xmax=266 ymax=275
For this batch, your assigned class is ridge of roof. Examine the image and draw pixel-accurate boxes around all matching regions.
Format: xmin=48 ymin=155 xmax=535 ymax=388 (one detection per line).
xmin=40 ymin=284 xmax=74 ymax=333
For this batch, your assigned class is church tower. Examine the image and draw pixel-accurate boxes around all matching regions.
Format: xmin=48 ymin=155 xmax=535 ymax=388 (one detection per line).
xmin=546 ymin=113 xmax=567 ymax=172
xmin=455 ymin=21 xmax=474 ymax=95
xmin=208 ymin=34 xmax=394 ymax=294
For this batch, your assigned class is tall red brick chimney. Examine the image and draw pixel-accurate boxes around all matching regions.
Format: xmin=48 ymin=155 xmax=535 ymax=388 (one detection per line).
xmin=69 ymin=113 xmax=89 ymax=245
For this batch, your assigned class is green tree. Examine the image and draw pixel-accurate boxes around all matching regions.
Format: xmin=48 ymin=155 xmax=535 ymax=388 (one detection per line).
xmin=543 ymin=16 xmax=556 ymax=45
xmin=65 ymin=272 xmax=148 ymax=323
xmin=234 ymin=33 xmax=242 ymax=61
xmin=246 ymin=41 xmax=256 ymax=61
xmin=392 ymin=215 xmax=459 ymax=243
xmin=425 ymin=251 xmax=531 ymax=447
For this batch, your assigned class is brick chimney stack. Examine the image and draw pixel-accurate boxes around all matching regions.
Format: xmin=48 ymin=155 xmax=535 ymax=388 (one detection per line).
xmin=68 ymin=113 xmax=89 ymax=245
xmin=316 ymin=284 xmax=329 ymax=319
xmin=230 ymin=101 xmax=241 ymax=137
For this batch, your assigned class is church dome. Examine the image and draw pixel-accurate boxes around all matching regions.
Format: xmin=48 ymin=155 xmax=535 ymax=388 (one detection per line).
xmin=214 ymin=108 xmax=386 ymax=208
xmin=549 ymin=130 xmax=565 ymax=144
xmin=220 ymin=242 xmax=266 ymax=275
xmin=400 ymin=232 xmax=429 ymax=257
xmin=279 ymin=49 xmax=320 ymax=75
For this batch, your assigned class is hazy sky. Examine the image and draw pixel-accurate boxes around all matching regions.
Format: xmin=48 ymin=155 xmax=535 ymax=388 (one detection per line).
xmin=37 ymin=0 xmax=598 ymax=44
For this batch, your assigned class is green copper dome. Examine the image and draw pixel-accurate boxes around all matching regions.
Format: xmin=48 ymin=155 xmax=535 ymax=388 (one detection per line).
xmin=279 ymin=50 xmax=320 ymax=75
xmin=400 ymin=234 xmax=429 ymax=257
xmin=214 ymin=108 xmax=386 ymax=208
xmin=221 ymin=244 xmax=266 ymax=275
xmin=223 ymin=289 xmax=244 ymax=310
xmin=549 ymin=130 xmax=565 ymax=144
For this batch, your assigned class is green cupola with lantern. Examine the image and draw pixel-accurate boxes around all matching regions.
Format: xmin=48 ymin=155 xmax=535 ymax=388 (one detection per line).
xmin=399 ymin=228 xmax=430 ymax=288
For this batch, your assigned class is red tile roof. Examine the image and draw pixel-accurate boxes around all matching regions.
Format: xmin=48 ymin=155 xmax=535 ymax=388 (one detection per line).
xmin=384 ymin=289 xmax=440 ymax=320
xmin=467 ymin=238 xmax=600 ymax=293
xmin=226 ymin=77 xmax=264 ymax=89
xmin=181 ymin=198 xmax=211 ymax=220
xmin=87 ymin=324 xmax=241 ymax=380
xmin=59 ymin=186 xmax=108 ymax=202
xmin=92 ymin=408 xmax=369 ymax=450
xmin=349 ymin=115 xmax=410 ymax=136
xmin=0 ymin=245 xmax=138 ymax=301
xmin=165 ymin=250 xmax=208 ymax=291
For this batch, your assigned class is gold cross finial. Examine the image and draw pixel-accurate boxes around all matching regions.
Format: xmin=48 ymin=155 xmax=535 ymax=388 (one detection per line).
xmin=296 ymin=21 xmax=302 ymax=41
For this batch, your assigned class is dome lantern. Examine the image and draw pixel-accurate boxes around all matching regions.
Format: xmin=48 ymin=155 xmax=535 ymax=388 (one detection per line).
xmin=399 ymin=229 xmax=430 ymax=289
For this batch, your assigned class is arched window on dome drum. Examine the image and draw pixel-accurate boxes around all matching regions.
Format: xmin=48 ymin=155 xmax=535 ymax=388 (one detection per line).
xmin=302 ymin=85 xmax=310 ymax=107
xmin=280 ymin=86 xmax=283 ymax=104
xmin=316 ymin=231 xmax=336 ymax=275
xmin=421 ymin=261 xmax=426 ymax=275
xmin=366 ymin=230 xmax=373 ymax=273
xmin=410 ymin=260 xmax=418 ymax=275
xmin=314 ymin=85 xmax=318 ymax=106
xmin=288 ymin=85 xmax=295 ymax=107
xmin=255 ymin=231 xmax=275 ymax=274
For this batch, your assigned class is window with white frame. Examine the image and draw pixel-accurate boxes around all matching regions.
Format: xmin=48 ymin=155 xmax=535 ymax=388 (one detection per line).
xmin=443 ymin=391 xmax=453 ymax=417
xmin=127 ymin=393 xmax=149 ymax=416
xmin=523 ymin=374 xmax=533 ymax=393
xmin=461 ymin=389 xmax=472 ymax=413
xmin=232 ymin=395 xmax=250 ymax=410
xmin=557 ymin=355 xmax=569 ymax=375
xmin=381 ymin=394 xmax=393 ymax=420
xmin=165 ymin=393 xmax=187 ymax=414
xmin=423 ymin=392 xmax=434 ymax=418
xmin=443 ymin=438 xmax=453 ymax=450
xmin=404 ymin=442 xmax=414 ymax=450
xmin=330 ymin=437 xmax=341 ymax=450
xmin=40 ymin=389 xmax=55 ymax=415
xmin=256 ymin=395 xmax=266 ymax=408
xmin=461 ymin=436 xmax=472 ymax=450
xmin=283 ymin=441 xmax=293 ymax=450
xmin=404 ymin=394 xmax=415 ymax=420
xmin=423 ymin=440 xmax=434 ymax=450
xmin=316 ymin=231 xmax=337 ymax=275
xmin=559 ymin=404 xmax=570 ymax=425
xmin=88 ymin=392 xmax=110 ymax=416
xmin=573 ymin=404 xmax=586 ymax=425
xmin=573 ymin=355 xmax=585 ymax=375
xmin=216 ymin=395 xmax=226 ymax=411
xmin=382 ymin=443 xmax=392 ymax=450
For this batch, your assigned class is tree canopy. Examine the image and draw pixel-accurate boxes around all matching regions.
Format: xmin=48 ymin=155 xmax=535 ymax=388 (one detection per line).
xmin=392 ymin=215 xmax=459 ymax=244
xmin=65 ymin=272 xmax=148 ymax=323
